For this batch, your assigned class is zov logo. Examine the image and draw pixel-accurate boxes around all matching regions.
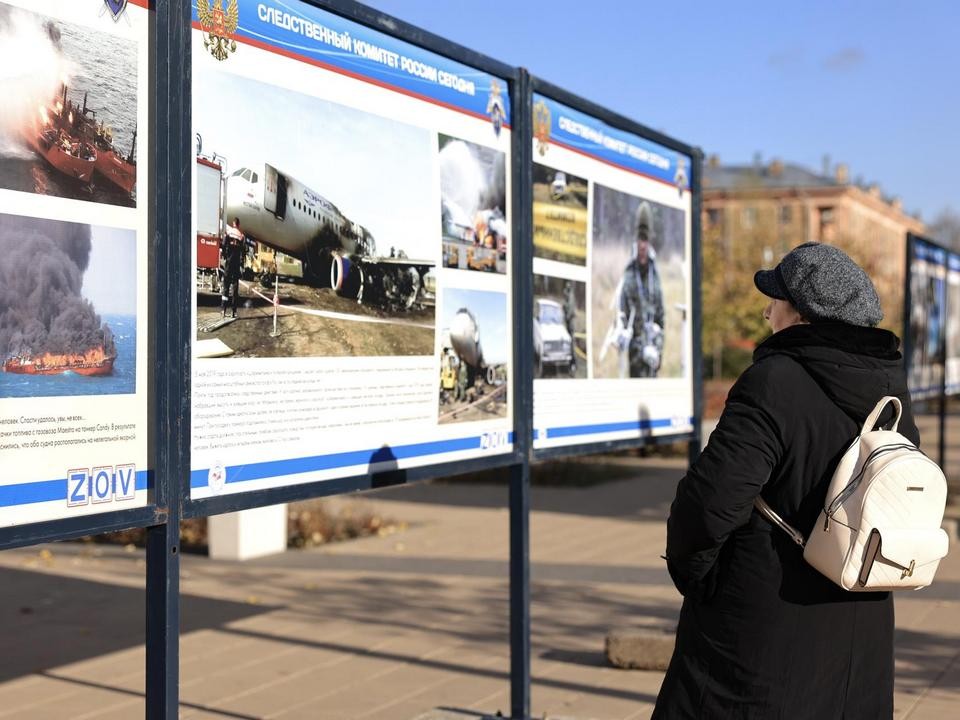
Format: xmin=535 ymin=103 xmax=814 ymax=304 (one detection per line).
xmin=480 ymin=430 xmax=509 ymax=452
xmin=67 ymin=465 xmax=137 ymax=507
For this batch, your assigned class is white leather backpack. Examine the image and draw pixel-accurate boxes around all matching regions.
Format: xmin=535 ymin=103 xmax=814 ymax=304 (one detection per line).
xmin=756 ymin=396 xmax=950 ymax=591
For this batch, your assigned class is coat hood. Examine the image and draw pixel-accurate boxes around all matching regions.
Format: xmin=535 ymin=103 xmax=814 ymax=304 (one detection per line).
xmin=754 ymin=322 xmax=908 ymax=423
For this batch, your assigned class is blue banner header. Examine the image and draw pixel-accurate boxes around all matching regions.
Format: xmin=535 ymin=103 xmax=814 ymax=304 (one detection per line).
xmin=914 ymin=237 xmax=947 ymax=265
xmin=532 ymin=93 xmax=690 ymax=190
xmin=192 ymin=0 xmax=510 ymax=123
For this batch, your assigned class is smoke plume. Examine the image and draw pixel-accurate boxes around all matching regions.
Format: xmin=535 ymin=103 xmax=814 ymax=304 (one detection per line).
xmin=0 ymin=5 xmax=71 ymax=155
xmin=0 ymin=213 xmax=113 ymax=358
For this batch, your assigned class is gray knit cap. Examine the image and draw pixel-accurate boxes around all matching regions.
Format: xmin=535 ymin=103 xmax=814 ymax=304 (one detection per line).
xmin=753 ymin=242 xmax=883 ymax=327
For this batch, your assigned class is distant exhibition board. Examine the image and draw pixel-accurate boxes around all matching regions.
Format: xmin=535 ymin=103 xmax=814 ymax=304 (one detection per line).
xmin=0 ymin=0 xmax=151 ymax=528
xmin=907 ymin=237 xmax=959 ymax=399
xmin=189 ymin=0 xmax=514 ymax=499
xmin=530 ymin=93 xmax=694 ymax=451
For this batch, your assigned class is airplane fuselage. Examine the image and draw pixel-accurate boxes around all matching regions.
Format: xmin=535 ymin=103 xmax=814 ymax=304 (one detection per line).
xmin=219 ymin=162 xmax=431 ymax=308
xmin=450 ymin=308 xmax=484 ymax=370
xmin=223 ymin=164 xmax=375 ymax=275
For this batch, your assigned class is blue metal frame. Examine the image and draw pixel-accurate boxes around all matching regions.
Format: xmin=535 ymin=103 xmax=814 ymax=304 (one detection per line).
xmin=509 ymin=68 xmax=534 ymax=720
xmin=175 ymin=1 xmax=532 ymax=718
xmin=0 ymin=4 xmax=715 ymax=720
xmin=526 ymin=75 xmax=703 ymax=463
xmin=903 ymin=234 xmax=915 ymax=379
xmin=0 ymin=0 xmax=162 ymax=552
xmin=180 ymin=0 xmax=524 ymax=522
xmin=145 ymin=1 xmax=188 ymax=716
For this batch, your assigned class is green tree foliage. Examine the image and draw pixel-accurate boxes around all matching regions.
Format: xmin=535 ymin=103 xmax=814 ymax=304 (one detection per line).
xmin=929 ymin=208 xmax=960 ymax=252
xmin=701 ymin=215 xmax=771 ymax=379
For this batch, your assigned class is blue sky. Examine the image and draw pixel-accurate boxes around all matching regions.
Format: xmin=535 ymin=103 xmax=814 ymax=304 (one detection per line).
xmin=364 ymin=0 xmax=957 ymax=223
xmin=440 ymin=288 xmax=509 ymax=365
xmin=195 ymin=69 xmax=436 ymax=260
xmin=84 ymin=226 xmax=136 ymax=315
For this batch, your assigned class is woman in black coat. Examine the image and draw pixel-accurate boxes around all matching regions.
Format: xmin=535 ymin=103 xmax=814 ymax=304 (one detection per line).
xmin=653 ymin=242 xmax=918 ymax=719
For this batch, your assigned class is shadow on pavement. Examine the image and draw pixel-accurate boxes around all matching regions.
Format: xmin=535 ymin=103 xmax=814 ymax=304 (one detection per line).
xmin=219 ymin=625 xmax=661 ymax=706
xmin=38 ymin=671 xmax=262 ymax=720
xmin=363 ymin=463 xmax=682 ymax=520
xmin=895 ymin=626 xmax=960 ymax=692
xmin=0 ymin=566 xmax=275 ymax=684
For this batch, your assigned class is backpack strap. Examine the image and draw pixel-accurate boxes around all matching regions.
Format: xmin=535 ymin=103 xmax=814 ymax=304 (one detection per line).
xmin=861 ymin=396 xmax=902 ymax=435
xmin=754 ymin=497 xmax=806 ymax=547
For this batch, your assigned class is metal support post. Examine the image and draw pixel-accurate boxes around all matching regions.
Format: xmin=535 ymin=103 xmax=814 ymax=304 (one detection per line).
xmin=688 ymin=148 xmax=705 ymax=468
xmin=509 ymin=68 xmax=533 ymax=720
xmin=939 ymin=330 xmax=948 ymax=469
xmin=145 ymin=513 xmax=180 ymax=719
xmin=146 ymin=1 xmax=190 ymax=717
xmin=509 ymin=461 xmax=531 ymax=719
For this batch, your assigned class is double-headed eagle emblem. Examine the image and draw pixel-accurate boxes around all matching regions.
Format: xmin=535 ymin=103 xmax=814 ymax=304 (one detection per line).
xmin=486 ymin=81 xmax=505 ymax=138
xmin=533 ymin=100 xmax=551 ymax=156
xmin=197 ymin=0 xmax=239 ymax=61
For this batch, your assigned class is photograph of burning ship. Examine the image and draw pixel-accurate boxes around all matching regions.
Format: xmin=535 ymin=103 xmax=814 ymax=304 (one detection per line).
xmin=0 ymin=212 xmax=136 ymax=398
xmin=0 ymin=2 xmax=138 ymax=207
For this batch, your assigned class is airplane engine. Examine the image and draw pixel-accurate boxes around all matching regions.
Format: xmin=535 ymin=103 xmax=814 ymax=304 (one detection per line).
xmin=330 ymin=254 xmax=364 ymax=301
xmin=304 ymin=245 xmax=335 ymax=288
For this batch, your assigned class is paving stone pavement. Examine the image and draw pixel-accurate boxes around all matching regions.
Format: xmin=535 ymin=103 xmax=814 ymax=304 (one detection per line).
xmin=0 ymin=456 xmax=958 ymax=719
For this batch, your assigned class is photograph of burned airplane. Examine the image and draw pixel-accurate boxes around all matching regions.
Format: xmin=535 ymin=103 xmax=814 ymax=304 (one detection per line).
xmin=438 ymin=288 xmax=508 ymax=424
xmin=193 ymin=70 xmax=437 ymax=359
xmin=439 ymin=134 xmax=508 ymax=274
xmin=0 ymin=3 xmax=139 ymax=207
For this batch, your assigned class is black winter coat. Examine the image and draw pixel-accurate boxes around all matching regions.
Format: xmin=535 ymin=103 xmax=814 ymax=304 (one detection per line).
xmin=653 ymin=323 xmax=919 ymax=720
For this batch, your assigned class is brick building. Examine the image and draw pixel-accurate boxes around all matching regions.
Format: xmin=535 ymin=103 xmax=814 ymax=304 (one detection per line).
xmin=702 ymin=157 xmax=927 ymax=331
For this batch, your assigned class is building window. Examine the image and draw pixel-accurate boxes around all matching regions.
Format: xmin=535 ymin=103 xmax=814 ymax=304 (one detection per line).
xmin=741 ymin=207 xmax=757 ymax=229
xmin=818 ymin=206 xmax=836 ymax=242
xmin=706 ymin=208 xmax=722 ymax=228
xmin=779 ymin=205 xmax=792 ymax=224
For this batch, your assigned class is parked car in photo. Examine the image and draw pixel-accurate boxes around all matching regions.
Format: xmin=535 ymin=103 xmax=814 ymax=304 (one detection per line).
xmin=534 ymin=298 xmax=575 ymax=377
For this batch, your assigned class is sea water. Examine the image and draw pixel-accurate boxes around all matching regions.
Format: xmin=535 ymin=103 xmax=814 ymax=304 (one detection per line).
xmin=0 ymin=315 xmax=137 ymax=399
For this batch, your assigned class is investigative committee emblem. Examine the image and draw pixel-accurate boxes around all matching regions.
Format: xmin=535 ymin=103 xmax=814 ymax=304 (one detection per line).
xmin=674 ymin=157 xmax=688 ymax=196
xmin=208 ymin=463 xmax=226 ymax=495
xmin=486 ymin=81 xmax=506 ymax=137
xmin=102 ymin=0 xmax=128 ymax=22
xmin=198 ymin=0 xmax=239 ymax=61
xmin=533 ymin=100 xmax=551 ymax=156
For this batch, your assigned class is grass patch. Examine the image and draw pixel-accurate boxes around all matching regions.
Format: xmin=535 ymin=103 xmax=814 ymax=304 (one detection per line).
xmin=76 ymin=500 xmax=403 ymax=554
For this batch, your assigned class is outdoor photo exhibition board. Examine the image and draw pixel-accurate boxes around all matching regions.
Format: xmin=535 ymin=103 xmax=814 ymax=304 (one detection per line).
xmin=530 ymin=93 xmax=694 ymax=451
xmin=190 ymin=0 xmax=514 ymax=499
xmin=949 ymin=252 xmax=960 ymax=395
xmin=907 ymin=236 xmax=960 ymax=399
xmin=0 ymin=0 xmax=151 ymax=527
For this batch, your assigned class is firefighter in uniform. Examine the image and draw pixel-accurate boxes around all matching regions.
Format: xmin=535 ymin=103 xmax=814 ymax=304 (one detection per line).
xmin=221 ymin=217 xmax=246 ymax=318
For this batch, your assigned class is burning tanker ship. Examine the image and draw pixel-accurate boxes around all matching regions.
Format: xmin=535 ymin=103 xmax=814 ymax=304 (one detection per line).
xmin=0 ymin=214 xmax=118 ymax=382
xmin=28 ymin=84 xmax=137 ymax=195
xmin=3 ymin=328 xmax=116 ymax=377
